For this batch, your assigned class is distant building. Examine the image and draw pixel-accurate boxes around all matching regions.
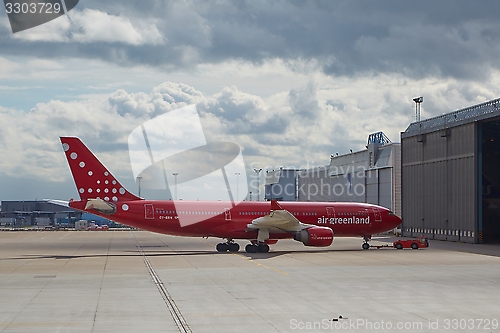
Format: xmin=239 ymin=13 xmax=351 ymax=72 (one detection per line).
xmin=0 ymin=200 xmax=83 ymax=227
xmin=263 ymin=132 xmax=401 ymax=217
xmin=264 ymin=169 xmax=302 ymax=201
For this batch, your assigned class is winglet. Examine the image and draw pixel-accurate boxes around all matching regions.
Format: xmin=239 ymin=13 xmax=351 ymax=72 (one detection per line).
xmin=271 ymin=200 xmax=283 ymax=211
xmin=60 ymin=137 xmax=142 ymax=202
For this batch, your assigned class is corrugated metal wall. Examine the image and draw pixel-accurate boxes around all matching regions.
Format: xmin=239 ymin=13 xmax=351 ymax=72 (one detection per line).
xmin=393 ymin=146 xmax=402 ymax=217
xmin=298 ymin=167 xmax=330 ymax=202
xmin=401 ymin=123 xmax=476 ymax=243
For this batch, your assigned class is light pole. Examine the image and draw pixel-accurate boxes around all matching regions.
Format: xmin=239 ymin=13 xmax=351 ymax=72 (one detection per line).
xmin=413 ymin=96 xmax=423 ymax=122
xmin=235 ymin=172 xmax=240 ymax=201
xmin=136 ymin=176 xmax=142 ymax=197
xmin=172 ymin=173 xmax=178 ymax=200
xmin=253 ymin=168 xmax=262 ymax=201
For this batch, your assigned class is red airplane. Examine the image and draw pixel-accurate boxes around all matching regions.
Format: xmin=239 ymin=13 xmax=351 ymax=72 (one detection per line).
xmin=60 ymin=137 xmax=402 ymax=253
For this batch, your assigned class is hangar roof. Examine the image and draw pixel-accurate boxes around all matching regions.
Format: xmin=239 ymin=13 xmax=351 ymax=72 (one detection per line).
xmin=402 ymin=97 xmax=500 ymax=138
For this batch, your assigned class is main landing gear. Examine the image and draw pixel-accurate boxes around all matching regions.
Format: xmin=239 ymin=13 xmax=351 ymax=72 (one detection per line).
xmin=216 ymin=240 xmax=240 ymax=253
xmin=245 ymin=242 xmax=269 ymax=253
xmin=362 ymin=235 xmax=371 ymax=250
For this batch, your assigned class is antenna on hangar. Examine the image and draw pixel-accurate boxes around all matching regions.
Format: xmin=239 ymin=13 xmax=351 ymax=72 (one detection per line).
xmin=413 ymin=96 xmax=423 ymax=122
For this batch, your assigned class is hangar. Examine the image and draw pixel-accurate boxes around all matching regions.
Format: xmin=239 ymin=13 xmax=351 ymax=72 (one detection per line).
xmin=401 ymin=97 xmax=500 ymax=244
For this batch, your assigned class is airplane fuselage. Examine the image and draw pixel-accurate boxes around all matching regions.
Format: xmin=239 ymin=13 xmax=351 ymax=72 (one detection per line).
xmin=70 ymin=199 xmax=401 ymax=241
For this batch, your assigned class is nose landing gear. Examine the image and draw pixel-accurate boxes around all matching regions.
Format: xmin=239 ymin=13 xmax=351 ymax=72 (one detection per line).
xmin=362 ymin=235 xmax=372 ymax=250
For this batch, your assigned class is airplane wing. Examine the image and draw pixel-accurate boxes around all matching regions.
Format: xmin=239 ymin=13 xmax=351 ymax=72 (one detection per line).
xmin=246 ymin=200 xmax=313 ymax=234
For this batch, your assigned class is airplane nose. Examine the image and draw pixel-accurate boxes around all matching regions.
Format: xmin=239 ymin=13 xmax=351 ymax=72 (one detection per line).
xmin=393 ymin=214 xmax=402 ymax=227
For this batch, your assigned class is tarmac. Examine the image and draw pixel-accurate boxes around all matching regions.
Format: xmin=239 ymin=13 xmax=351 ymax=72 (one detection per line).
xmin=0 ymin=230 xmax=499 ymax=333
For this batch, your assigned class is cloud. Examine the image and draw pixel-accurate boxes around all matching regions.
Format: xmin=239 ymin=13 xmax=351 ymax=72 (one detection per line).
xmin=3 ymin=1 xmax=500 ymax=80
xmin=69 ymin=9 xmax=165 ymax=45
xmin=12 ymin=8 xmax=165 ymax=46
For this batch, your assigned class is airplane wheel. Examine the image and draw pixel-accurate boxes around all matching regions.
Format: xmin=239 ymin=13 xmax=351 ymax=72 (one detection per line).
xmin=216 ymin=243 xmax=228 ymax=252
xmin=362 ymin=243 xmax=370 ymax=250
xmin=228 ymin=243 xmax=240 ymax=252
xmin=411 ymin=243 xmax=418 ymax=250
xmin=258 ymin=244 xmax=270 ymax=253
xmin=245 ymin=244 xmax=258 ymax=253
xmin=395 ymin=243 xmax=403 ymax=250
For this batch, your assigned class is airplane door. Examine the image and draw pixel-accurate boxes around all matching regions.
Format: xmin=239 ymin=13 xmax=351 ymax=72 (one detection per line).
xmin=326 ymin=207 xmax=335 ymax=218
xmin=224 ymin=208 xmax=231 ymax=221
xmin=145 ymin=204 xmax=154 ymax=219
xmin=372 ymin=207 xmax=382 ymax=222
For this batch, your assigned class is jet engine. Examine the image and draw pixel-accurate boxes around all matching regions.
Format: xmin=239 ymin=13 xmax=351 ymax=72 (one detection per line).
xmin=294 ymin=226 xmax=333 ymax=247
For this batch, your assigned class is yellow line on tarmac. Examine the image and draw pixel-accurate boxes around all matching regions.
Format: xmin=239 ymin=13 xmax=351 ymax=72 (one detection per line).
xmin=193 ymin=238 xmax=288 ymax=276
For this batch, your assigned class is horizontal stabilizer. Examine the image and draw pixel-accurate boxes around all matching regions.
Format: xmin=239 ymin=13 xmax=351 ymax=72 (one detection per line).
xmin=84 ymin=198 xmax=116 ymax=215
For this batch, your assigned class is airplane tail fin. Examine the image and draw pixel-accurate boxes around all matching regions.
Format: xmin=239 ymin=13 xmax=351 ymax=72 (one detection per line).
xmin=60 ymin=137 xmax=142 ymax=202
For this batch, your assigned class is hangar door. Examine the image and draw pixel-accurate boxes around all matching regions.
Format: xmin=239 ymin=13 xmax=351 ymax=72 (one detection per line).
xmin=481 ymin=121 xmax=500 ymax=243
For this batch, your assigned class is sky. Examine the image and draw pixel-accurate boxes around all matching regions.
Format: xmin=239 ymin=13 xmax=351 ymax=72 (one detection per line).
xmin=1 ymin=0 xmax=500 ymax=202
